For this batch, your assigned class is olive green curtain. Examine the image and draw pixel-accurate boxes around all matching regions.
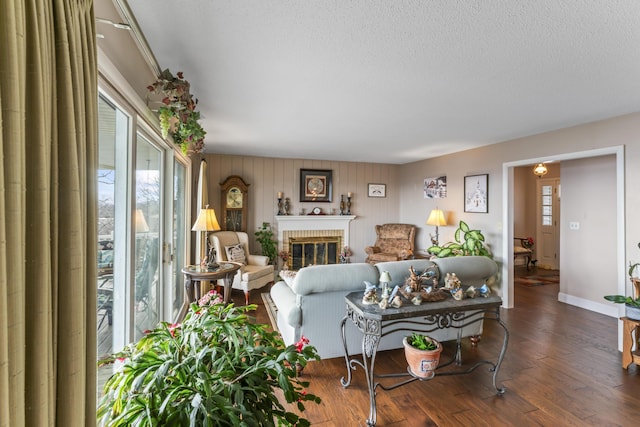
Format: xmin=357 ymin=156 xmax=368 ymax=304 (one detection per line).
xmin=0 ymin=0 xmax=98 ymax=426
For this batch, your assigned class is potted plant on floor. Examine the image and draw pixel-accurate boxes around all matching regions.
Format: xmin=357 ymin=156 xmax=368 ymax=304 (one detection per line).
xmin=402 ymin=332 xmax=442 ymax=379
xmin=97 ymin=290 xmax=321 ymax=426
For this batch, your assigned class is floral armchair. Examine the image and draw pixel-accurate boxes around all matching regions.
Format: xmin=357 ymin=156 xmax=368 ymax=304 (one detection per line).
xmin=364 ymin=223 xmax=416 ymax=264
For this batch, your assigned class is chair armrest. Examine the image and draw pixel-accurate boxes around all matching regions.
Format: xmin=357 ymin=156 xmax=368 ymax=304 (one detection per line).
xmin=247 ymin=254 xmax=269 ymax=266
xmin=365 ymin=246 xmax=380 ymax=255
xmin=399 ymin=249 xmax=413 ymax=259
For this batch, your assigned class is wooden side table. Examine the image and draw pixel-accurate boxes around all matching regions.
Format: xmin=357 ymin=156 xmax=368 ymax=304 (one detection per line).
xmin=182 ymin=263 xmax=241 ymax=305
xmin=621 ymin=317 xmax=640 ymax=369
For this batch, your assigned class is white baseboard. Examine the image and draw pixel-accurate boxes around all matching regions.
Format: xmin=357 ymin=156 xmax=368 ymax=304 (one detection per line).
xmin=558 ymin=292 xmax=622 ymax=318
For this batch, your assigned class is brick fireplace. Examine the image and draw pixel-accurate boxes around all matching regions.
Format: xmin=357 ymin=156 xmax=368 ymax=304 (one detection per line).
xmin=275 ymin=215 xmax=356 ymax=268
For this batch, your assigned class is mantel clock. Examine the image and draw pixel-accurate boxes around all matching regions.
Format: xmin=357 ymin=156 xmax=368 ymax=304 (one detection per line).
xmin=220 ymin=175 xmax=249 ymax=232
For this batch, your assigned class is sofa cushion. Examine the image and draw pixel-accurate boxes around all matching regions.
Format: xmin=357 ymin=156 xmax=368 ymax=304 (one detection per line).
xmin=432 ymin=256 xmax=497 ymax=286
xmin=292 ymin=263 xmax=379 ymax=296
xmin=374 ymin=259 xmax=436 ymax=287
xmin=225 ymin=243 xmax=246 ymax=265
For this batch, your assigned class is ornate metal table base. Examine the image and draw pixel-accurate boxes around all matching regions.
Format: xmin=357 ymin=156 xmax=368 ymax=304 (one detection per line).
xmin=340 ymin=292 xmax=508 ymax=426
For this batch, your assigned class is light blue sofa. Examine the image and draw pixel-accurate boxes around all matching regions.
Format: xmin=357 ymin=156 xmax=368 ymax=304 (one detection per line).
xmin=269 ymin=256 xmax=498 ymax=359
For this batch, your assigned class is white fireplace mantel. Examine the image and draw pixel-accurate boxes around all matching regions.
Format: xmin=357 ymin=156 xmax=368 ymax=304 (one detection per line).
xmin=275 ymin=215 xmax=356 ymax=249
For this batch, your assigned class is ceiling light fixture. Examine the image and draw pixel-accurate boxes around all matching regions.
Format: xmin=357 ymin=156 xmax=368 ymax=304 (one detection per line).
xmin=532 ymin=163 xmax=548 ymax=178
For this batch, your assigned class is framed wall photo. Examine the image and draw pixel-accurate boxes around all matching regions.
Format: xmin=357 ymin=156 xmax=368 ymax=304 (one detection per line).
xmin=299 ymin=169 xmax=333 ymax=202
xmin=423 ymin=176 xmax=447 ymax=198
xmin=368 ymin=183 xmax=386 ymax=198
xmin=464 ymin=174 xmax=489 ymax=213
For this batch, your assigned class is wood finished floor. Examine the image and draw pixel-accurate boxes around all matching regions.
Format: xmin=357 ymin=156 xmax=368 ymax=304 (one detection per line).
xmin=233 ymin=266 xmax=640 ymax=427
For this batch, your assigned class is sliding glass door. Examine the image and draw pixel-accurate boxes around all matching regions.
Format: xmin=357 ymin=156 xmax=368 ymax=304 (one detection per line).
xmin=96 ymin=91 xmax=190 ymax=397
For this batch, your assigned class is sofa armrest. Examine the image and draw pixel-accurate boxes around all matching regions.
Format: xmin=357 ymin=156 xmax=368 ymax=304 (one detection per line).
xmin=247 ymin=254 xmax=269 ymax=266
xmin=364 ymin=246 xmax=380 ymax=255
xmin=270 ymin=281 xmax=302 ymax=327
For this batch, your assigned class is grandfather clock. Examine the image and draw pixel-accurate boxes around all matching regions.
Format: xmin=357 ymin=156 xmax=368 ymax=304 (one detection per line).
xmin=220 ymin=175 xmax=249 ymax=232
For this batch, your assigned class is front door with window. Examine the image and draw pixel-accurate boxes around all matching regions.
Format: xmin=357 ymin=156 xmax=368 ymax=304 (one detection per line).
xmin=537 ymin=178 xmax=560 ymax=270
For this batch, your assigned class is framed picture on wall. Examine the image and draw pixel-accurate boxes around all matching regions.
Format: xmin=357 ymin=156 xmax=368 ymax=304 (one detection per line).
xmin=464 ymin=174 xmax=488 ymax=213
xmin=300 ymin=169 xmax=333 ymax=202
xmin=368 ymin=183 xmax=386 ymax=198
xmin=423 ymin=176 xmax=447 ymax=198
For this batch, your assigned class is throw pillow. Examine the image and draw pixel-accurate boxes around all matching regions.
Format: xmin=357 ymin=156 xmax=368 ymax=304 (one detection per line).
xmin=225 ymin=244 xmax=247 ymax=265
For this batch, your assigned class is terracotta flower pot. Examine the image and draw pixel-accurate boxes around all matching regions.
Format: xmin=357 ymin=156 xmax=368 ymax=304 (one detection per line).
xmin=403 ymin=336 xmax=442 ymax=379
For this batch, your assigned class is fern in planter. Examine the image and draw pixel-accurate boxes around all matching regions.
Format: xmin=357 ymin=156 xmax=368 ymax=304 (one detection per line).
xmin=427 ymin=220 xmax=492 ymax=258
xmin=97 ymin=291 xmax=321 ymax=426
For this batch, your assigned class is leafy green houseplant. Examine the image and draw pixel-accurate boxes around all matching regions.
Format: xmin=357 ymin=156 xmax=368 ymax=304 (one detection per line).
xmin=147 ymin=69 xmax=206 ymax=154
xmin=406 ymin=332 xmax=438 ymax=351
xmin=427 ymin=220 xmax=492 ymax=258
xmin=604 ymin=242 xmax=640 ymax=319
xmin=402 ymin=333 xmax=442 ymax=379
xmin=255 ymin=222 xmax=278 ymax=265
xmin=97 ymin=290 xmax=321 ymax=426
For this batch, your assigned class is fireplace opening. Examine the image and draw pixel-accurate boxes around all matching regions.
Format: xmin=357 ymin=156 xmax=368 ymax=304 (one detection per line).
xmin=289 ymin=236 xmax=340 ymax=270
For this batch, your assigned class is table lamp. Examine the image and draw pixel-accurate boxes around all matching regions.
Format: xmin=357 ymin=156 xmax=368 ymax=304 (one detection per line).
xmin=426 ymin=208 xmax=447 ymax=246
xmin=192 ymin=205 xmax=221 ymax=269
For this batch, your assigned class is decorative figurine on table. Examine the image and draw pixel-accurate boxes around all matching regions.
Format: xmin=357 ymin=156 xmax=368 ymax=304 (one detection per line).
xmin=378 ymin=295 xmax=389 ymax=309
xmin=444 ymin=273 xmax=461 ymax=289
xmin=478 ymin=283 xmax=491 ymax=297
xmin=362 ymin=281 xmax=378 ymax=305
xmin=451 ymin=287 xmax=464 ymax=301
xmin=390 ymin=295 xmax=403 ymax=308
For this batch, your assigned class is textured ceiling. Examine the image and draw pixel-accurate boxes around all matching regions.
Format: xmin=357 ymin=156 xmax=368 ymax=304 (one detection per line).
xmin=121 ymin=0 xmax=640 ymax=164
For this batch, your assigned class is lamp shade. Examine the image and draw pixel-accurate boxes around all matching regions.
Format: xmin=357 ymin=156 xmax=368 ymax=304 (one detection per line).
xmin=426 ymin=209 xmax=447 ymax=227
xmin=191 ymin=207 xmax=221 ymax=232
xmin=135 ymin=209 xmax=150 ymax=232
xmin=379 ymin=271 xmax=392 ymax=284
xmin=533 ymin=163 xmax=548 ymax=177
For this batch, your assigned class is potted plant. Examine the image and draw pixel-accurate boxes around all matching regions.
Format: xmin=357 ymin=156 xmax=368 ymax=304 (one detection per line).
xmin=255 ymin=222 xmax=277 ymax=265
xmin=402 ymin=332 xmax=442 ymax=379
xmin=97 ymin=290 xmax=321 ymax=426
xmin=427 ymin=220 xmax=492 ymax=258
xmin=604 ymin=242 xmax=640 ymax=320
xmin=147 ymin=69 xmax=206 ymax=154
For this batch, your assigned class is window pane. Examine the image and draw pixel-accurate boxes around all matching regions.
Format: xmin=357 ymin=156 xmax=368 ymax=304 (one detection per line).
xmin=543 ymin=216 xmax=553 ymax=226
xmin=542 ymin=185 xmax=552 ymax=196
xmin=543 ymin=206 xmax=552 ymax=216
xmin=97 ymin=94 xmax=128 ymax=398
xmin=542 ymin=195 xmax=552 ymax=205
xmin=134 ymin=134 xmax=162 ymax=340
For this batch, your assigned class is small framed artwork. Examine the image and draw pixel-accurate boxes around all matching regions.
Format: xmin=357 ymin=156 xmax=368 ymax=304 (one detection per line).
xmin=464 ymin=174 xmax=488 ymax=213
xmin=423 ymin=176 xmax=447 ymax=198
xmin=300 ymin=169 xmax=333 ymax=202
xmin=368 ymin=183 xmax=386 ymax=198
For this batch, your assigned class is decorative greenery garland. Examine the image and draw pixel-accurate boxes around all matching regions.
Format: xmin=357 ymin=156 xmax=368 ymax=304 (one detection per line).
xmin=148 ymin=69 xmax=206 ymax=154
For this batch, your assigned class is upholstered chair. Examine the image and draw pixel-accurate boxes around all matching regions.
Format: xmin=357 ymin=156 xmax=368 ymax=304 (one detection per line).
xmin=209 ymin=231 xmax=275 ymax=304
xmin=364 ymin=223 xmax=416 ymax=264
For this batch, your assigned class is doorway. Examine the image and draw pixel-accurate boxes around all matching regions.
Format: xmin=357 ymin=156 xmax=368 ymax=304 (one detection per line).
xmin=502 ymin=146 xmax=625 ymax=312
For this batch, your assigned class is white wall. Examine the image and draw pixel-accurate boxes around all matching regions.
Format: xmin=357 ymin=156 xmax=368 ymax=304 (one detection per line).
xmin=559 ymin=155 xmax=617 ymax=304
xmin=398 ymin=113 xmax=637 ymax=315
